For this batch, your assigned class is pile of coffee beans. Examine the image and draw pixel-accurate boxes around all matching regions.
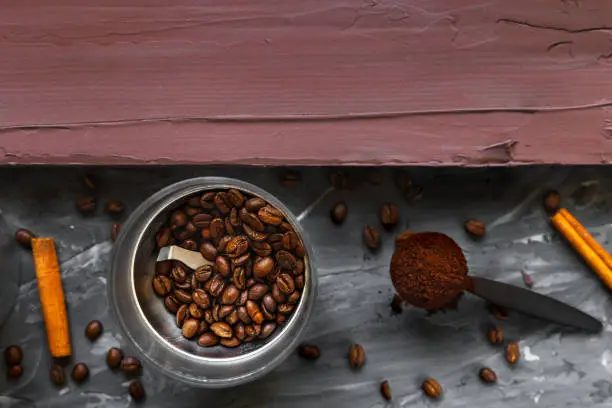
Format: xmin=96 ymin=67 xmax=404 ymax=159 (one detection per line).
xmin=4 ymin=345 xmax=23 ymax=379
xmin=154 ymin=188 xmax=307 ymax=348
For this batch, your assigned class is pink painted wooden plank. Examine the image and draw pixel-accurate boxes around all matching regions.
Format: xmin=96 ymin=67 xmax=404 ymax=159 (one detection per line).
xmin=0 ymin=0 xmax=611 ymax=165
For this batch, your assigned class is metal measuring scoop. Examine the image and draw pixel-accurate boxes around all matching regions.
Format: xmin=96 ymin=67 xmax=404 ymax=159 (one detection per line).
xmin=156 ymin=245 xmax=215 ymax=269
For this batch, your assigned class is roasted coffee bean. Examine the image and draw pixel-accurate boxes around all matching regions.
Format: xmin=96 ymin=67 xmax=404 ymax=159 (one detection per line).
xmin=200 ymin=242 xmax=217 ymax=262
xmin=330 ymin=202 xmax=348 ymax=225
xmin=251 ymin=240 xmax=272 ymax=257
xmin=7 ymin=365 xmax=23 ymax=379
xmin=215 ymin=256 xmax=231 ymax=277
xmin=185 ymin=206 xmax=200 ymax=216
xmin=234 ymin=323 xmax=246 ymax=340
xmin=379 ymin=203 xmax=399 ymax=230
xmin=278 ymin=303 xmax=295 ymax=315
xmin=200 ymin=192 xmax=216 ymax=209
xmin=226 ymin=310 xmax=240 ymax=325
xmin=4 ymin=345 xmax=22 ymax=366
xmin=287 ymin=291 xmax=300 ymax=305
xmin=272 ymin=284 xmax=287 ymax=304
xmin=489 ymin=304 xmax=508 ymax=321
xmin=229 ymin=207 xmax=241 ymax=227
xmin=244 ymin=326 xmax=256 ymax=342
xmin=237 ymin=306 xmax=252 ymax=324
xmin=214 ymin=192 xmax=231 ymax=214
xmin=120 ymin=357 xmax=141 ymax=376
xmin=253 ymin=257 xmax=275 ymax=279
xmin=245 ymin=197 xmax=267 ymax=212
xmin=77 ymin=196 xmax=96 ymax=214
xmin=14 ymin=228 xmax=37 ymax=248
xmin=226 ymin=235 xmax=249 ymax=258
xmin=189 ymin=303 xmax=204 ymax=319
xmin=248 ymin=284 xmax=269 ymax=300
xmin=192 ymin=213 xmax=212 ymax=228
xmin=295 ymin=241 xmax=306 ymax=257
xmin=294 ymin=274 xmax=305 ymax=290
xmin=276 ymin=314 xmax=287 ymax=325
xmin=187 ymin=195 xmax=202 ymax=208
xmin=198 ymin=332 xmax=219 ymax=347
xmin=246 ymin=278 xmax=257 ymax=288
xmin=226 ymin=189 xmax=246 ymax=207
xmin=71 ymin=363 xmax=89 ymax=383
xmin=49 ymin=363 xmax=66 ymax=386
xmin=277 ymin=250 xmax=297 ymax=271
xmin=262 ymin=294 xmax=277 ymax=313
xmin=465 ymin=219 xmax=486 ymax=237
xmin=280 ymin=170 xmax=301 ymax=187
xmin=329 ymin=170 xmax=348 ymax=189
xmin=252 ymin=324 xmax=262 ymax=336
xmin=182 ymin=318 xmax=199 ymax=339
xmin=224 ymin=217 xmax=235 ymax=235
xmin=259 ymin=322 xmax=276 ymax=339
xmin=156 ymin=227 xmax=171 ymax=248
xmin=261 ymin=303 xmax=275 ymax=321
xmin=218 ymin=305 xmax=235 ymax=319
xmin=176 ymin=304 xmax=189 ymax=327
xmin=276 ymin=274 xmax=295 ymax=294
xmin=164 ymin=296 xmax=180 ymax=313
xmin=380 ymin=380 xmax=392 ymax=401
xmin=204 ymin=310 xmax=214 ymax=325
xmin=174 ymin=277 xmax=191 ymax=290
xmin=294 ymin=258 xmax=305 ymax=275
xmin=246 ymin=300 xmax=264 ymax=324
xmin=268 ymin=233 xmax=284 ymax=251
xmin=129 ymin=379 xmax=146 ymax=401
xmin=389 ymin=294 xmax=403 ymax=314
xmin=111 ymin=223 xmax=122 ymax=242
xmin=210 ymin=218 xmax=225 ymax=239
xmin=171 ymin=263 xmax=188 ymax=283
xmin=106 ymin=347 xmax=123 ymax=369
xmin=221 ymin=285 xmax=240 ymax=305
xmin=543 ymin=190 xmax=560 ymax=213
xmin=242 ymin=218 xmax=266 ymax=239
xmin=170 ymin=210 xmax=189 ymax=229
xmin=197 ymin=320 xmax=209 ymax=335
xmin=105 ymin=200 xmax=125 ymax=215
xmin=210 ymin=322 xmax=233 ymax=338
xmin=258 ymin=206 xmax=284 ymax=226
xmin=479 ymin=367 xmax=497 ymax=383
xmin=233 ymin=267 xmax=246 ymax=290
xmin=193 ymin=265 xmax=213 ymax=282
xmin=85 ymin=320 xmax=103 ymax=341
xmin=231 ymin=253 xmax=250 ymax=266
xmin=282 ymin=231 xmax=299 ymax=250
xmin=505 ymin=342 xmax=520 ymax=364
xmin=152 ymin=275 xmax=172 ymax=297
xmin=363 ymin=226 xmax=381 ymax=250
xmin=237 ymin=290 xmax=248 ymax=306
xmin=209 ymin=276 xmax=226 ymax=297
xmin=404 ymin=184 xmax=424 ymax=203
xmin=192 ymin=289 xmax=211 ymax=310
xmin=422 ymin=378 xmax=442 ymax=399
xmin=174 ymin=289 xmax=193 ymax=304
xmin=348 ymin=344 xmax=365 ymax=368
xmin=298 ymin=344 xmax=320 ymax=360
xmin=180 ymin=239 xmax=198 ymax=251
xmin=215 ymin=236 xmax=231 ymax=253
xmin=487 ymin=327 xmax=503 ymax=345
xmin=220 ymin=337 xmax=241 ymax=348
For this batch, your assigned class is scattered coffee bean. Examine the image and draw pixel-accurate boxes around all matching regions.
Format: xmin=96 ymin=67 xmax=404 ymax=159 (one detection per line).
xmin=246 ymin=300 xmax=264 ymax=324
xmin=210 ymin=322 xmax=233 ymax=338
xmin=85 ymin=320 xmax=103 ymax=341
xmin=14 ymin=228 xmax=36 ymax=248
xmin=164 ymin=296 xmax=180 ymax=313
xmin=363 ymin=226 xmax=381 ymax=250
xmin=4 ymin=345 xmax=23 ymax=365
xmin=422 ymin=378 xmax=442 ymax=399
xmin=7 ymin=365 xmax=23 ymax=379
xmin=479 ymin=367 xmax=497 ymax=383
xmin=330 ymin=202 xmax=348 ymax=225
xmin=200 ymin=242 xmax=217 ymax=262
xmin=120 ymin=357 xmax=141 ymax=376
xmin=298 ymin=344 xmax=320 ymax=361
xmin=111 ymin=223 xmax=122 ymax=242
xmin=49 ymin=363 xmax=66 ymax=386
xmin=220 ymin=337 xmax=241 ymax=348
xmin=105 ymin=200 xmax=125 ymax=214
xmin=106 ymin=347 xmax=124 ymax=369
xmin=348 ymin=344 xmax=365 ymax=368
xmin=329 ymin=170 xmax=348 ymax=190
xmin=505 ymin=342 xmax=520 ymax=364
xmin=380 ymin=380 xmax=392 ymax=401
xmin=390 ymin=294 xmax=403 ymax=314
xmin=153 ymin=275 xmax=172 ymax=297
xmin=76 ymin=196 xmax=96 ymax=214
xmin=280 ymin=170 xmax=301 ymax=187
xmin=71 ymin=363 xmax=89 ymax=383
xmin=198 ymin=332 xmax=219 ymax=347
xmin=129 ymin=379 xmax=146 ymax=401
xmin=487 ymin=327 xmax=503 ymax=345
xmin=489 ymin=304 xmax=508 ymax=321
xmin=182 ymin=319 xmax=200 ymax=339
xmin=379 ymin=204 xmax=399 ymax=230
xmin=465 ymin=219 xmax=486 ymax=237
xmin=543 ymin=190 xmax=560 ymax=213
xmin=259 ymin=322 xmax=276 ymax=339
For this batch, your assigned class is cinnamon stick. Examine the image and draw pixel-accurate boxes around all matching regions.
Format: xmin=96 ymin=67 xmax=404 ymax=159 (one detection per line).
xmin=559 ymin=208 xmax=612 ymax=272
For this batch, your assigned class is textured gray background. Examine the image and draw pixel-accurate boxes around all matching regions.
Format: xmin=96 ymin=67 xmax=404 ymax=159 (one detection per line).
xmin=1 ymin=166 xmax=612 ymax=408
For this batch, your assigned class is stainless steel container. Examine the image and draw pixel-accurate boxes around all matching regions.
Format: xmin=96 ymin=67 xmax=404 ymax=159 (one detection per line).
xmin=108 ymin=177 xmax=317 ymax=388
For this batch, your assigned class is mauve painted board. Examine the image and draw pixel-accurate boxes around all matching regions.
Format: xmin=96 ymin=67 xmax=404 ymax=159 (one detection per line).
xmin=1 ymin=0 xmax=612 ymax=165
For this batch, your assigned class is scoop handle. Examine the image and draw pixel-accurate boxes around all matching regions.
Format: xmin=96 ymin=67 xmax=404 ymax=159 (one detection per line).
xmin=467 ymin=276 xmax=602 ymax=333
xmin=156 ymin=246 xmax=214 ymax=270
